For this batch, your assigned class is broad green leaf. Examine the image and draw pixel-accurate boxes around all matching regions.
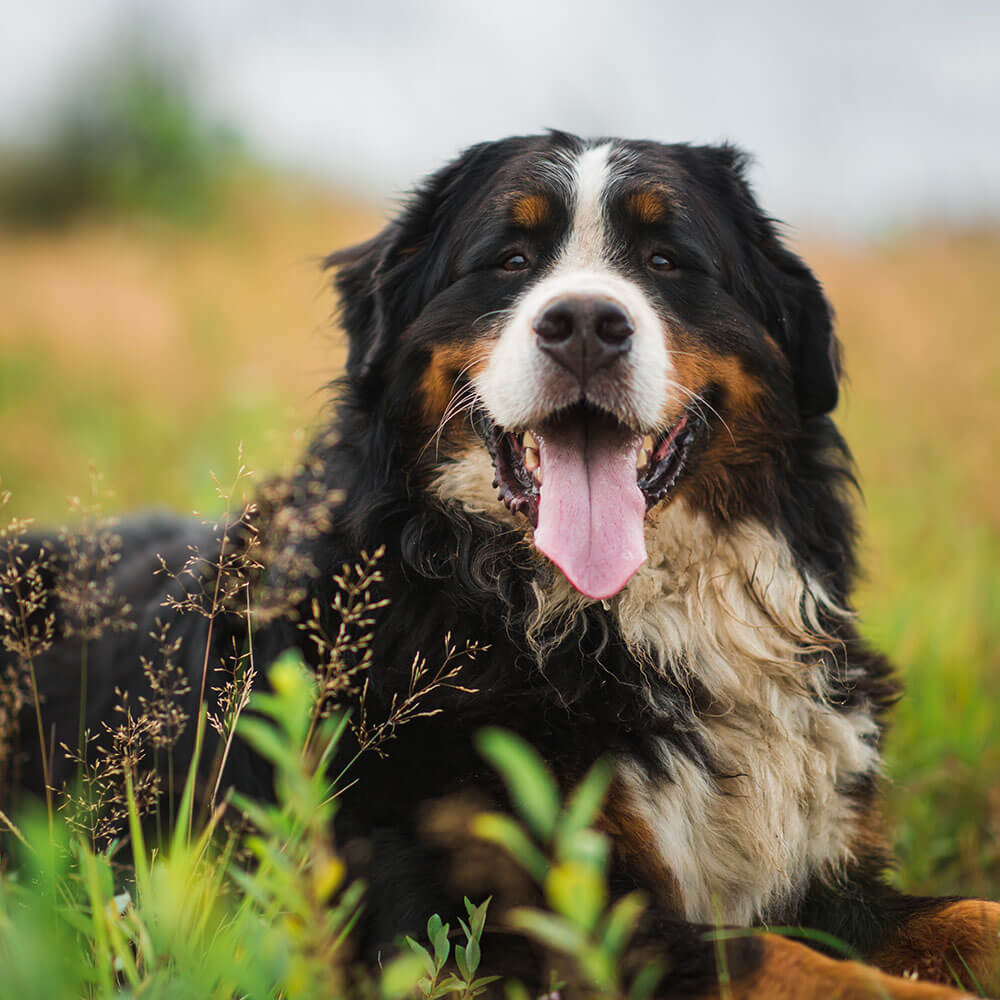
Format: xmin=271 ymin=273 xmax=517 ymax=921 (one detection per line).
xmin=465 ymin=896 xmax=490 ymax=939
xmin=455 ymin=943 xmax=469 ymax=982
xmin=628 ymin=958 xmax=668 ymax=1000
xmin=471 ymin=813 xmax=549 ymax=883
xmin=429 ymin=915 xmax=450 ymax=968
xmin=578 ymin=944 xmax=616 ymax=992
xmin=405 ymin=936 xmax=436 ymax=979
xmin=560 ymin=758 xmax=614 ymax=836
xmin=475 ymin=729 xmax=560 ymax=840
xmin=471 ymin=975 xmax=503 ymax=990
xmin=545 ymin=859 xmax=607 ymax=932
xmin=555 ymin=828 xmax=610 ymax=869
xmin=464 ymin=934 xmax=481 ymax=978
xmin=236 ymin=716 xmax=295 ymax=769
xmin=506 ymin=907 xmax=588 ymax=958
xmin=600 ymin=891 xmax=647 ymax=957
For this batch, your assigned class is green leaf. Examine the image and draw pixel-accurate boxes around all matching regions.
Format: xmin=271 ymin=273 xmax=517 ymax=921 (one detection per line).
xmin=455 ymin=944 xmax=469 ymax=982
xmin=236 ymin=716 xmax=295 ymax=769
xmin=470 ymin=813 xmax=549 ymax=884
xmin=555 ymin=828 xmax=610 ymax=869
xmin=506 ymin=907 xmax=588 ymax=958
xmin=429 ymin=916 xmax=450 ymax=969
xmin=475 ymin=729 xmax=560 ymax=840
xmin=405 ymin=936 xmax=437 ymax=979
xmin=432 ymin=974 xmax=467 ymax=996
xmin=545 ymin=860 xmax=608 ymax=932
xmin=465 ymin=896 xmax=490 ymax=940
xmin=464 ymin=935 xmax=481 ymax=979
xmin=578 ymin=944 xmax=616 ymax=992
xmin=503 ymin=979 xmax=532 ymax=1000
xmin=628 ymin=958 xmax=668 ymax=1000
xmin=560 ymin=757 xmax=614 ymax=836
xmin=471 ymin=975 xmax=502 ymax=990
xmin=600 ymin=891 xmax=647 ymax=957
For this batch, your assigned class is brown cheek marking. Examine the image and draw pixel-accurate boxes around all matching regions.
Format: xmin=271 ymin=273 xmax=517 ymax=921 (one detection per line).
xmin=869 ymin=899 xmax=1000 ymax=993
xmin=511 ymin=192 xmax=551 ymax=229
xmin=697 ymin=934 xmax=968 ymax=1000
xmin=597 ymin=780 xmax=685 ymax=915
xmin=418 ymin=342 xmax=489 ymax=433
xmin=670 ymin=346 xmax=768 ymax=418
xmin=762 ymin=331 xmax=785 ymax=358
xmin=627 ymin=188 xmax=667 ymax=224
xmin=667 ymin=341 xmax=786 ymax=521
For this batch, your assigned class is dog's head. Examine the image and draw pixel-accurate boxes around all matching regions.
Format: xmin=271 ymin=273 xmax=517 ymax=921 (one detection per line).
xmin=327 ymin=132 xmax=840 ymax=600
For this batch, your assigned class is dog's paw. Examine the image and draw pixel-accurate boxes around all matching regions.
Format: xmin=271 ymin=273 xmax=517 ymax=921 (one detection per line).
xmin=870 ymin=899 xmax=1000 ymax=997
xmin=726 ymin=934 xmax=980 ymax=999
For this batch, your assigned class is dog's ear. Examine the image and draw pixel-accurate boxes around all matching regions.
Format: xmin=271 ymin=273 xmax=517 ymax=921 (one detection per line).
xmin=754 ymin=231 xmax=841 ymax=418
xmin=323 ymin=227 xmax=401 ymax=386
xmin=702 ymin=145 xmax=841 ymax=418
xmin=324 ymin=141 xmax=500 ymax=391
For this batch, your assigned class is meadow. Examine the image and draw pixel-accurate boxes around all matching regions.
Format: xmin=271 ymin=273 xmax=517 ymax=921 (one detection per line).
xmin=0 ymin=172 xmax=998 ymax=965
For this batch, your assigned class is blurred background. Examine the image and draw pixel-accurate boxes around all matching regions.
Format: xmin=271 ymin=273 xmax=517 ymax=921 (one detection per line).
xmin=1 ymin=1 xmax=998 ymax=900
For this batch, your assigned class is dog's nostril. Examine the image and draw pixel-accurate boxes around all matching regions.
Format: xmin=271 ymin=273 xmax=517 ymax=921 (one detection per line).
xmin=533 ymin=304 xmax=575 ymax=343
xmin=595 ymin=304 xmax=634 ymax=345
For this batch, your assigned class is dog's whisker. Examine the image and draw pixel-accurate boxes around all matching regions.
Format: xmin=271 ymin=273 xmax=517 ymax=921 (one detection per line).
xmin=664 ymin=378 xmax=736 ymax=446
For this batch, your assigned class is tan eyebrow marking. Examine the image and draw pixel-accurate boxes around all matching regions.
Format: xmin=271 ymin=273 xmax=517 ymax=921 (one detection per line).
xmin=510 ymin=192 xmax=551 ymax=228
xmin=627 ymin=188 xmax=668 ymax=224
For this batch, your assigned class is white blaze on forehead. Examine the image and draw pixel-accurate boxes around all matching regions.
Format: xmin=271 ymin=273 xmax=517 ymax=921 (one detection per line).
xmin=563 ymin=142 xmax=614 ymax=266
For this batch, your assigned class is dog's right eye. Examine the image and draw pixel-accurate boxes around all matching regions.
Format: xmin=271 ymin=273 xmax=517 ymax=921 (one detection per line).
xmin=501 ymin=253 xmax=530 ymax=272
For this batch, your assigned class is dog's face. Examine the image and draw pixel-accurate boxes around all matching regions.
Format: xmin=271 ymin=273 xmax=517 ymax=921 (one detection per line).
xmin=329 ymin=133 xmax=840 ymax=600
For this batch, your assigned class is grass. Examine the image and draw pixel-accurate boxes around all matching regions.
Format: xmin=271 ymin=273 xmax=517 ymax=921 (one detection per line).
xmin=0 ymin=181 xmax=997 ymax=910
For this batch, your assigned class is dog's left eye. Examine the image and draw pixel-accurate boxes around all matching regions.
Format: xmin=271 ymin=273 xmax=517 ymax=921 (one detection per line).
xmin=501 ymin=253 xmax=530 ymax=272
xmin=648 ymin=253 xmax=675 ymax=271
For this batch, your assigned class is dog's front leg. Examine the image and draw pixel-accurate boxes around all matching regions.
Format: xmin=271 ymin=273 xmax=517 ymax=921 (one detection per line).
xmin=865 ymin=898 xmax=1000 ymax=996
xmin=627 ymin=919 xmax=980 ymax=999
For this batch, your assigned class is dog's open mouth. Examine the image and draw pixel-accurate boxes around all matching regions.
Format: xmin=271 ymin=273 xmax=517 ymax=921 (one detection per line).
xmin=478 ymin=402 xmax=696 ymax=600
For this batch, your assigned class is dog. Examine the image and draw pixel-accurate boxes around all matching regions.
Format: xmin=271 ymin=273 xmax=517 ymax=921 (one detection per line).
xmin=4 ymin=132 xmax=999 ymax=998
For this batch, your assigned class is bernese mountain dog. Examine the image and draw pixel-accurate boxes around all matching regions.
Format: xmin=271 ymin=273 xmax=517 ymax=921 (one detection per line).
xmin=4 ymin=132 xmax=999 ymax=998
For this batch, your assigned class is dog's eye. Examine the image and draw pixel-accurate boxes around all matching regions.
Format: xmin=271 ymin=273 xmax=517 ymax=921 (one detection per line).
xmin=501 ymin=253 xmax=530 ymax=272
xmin=648 ymin=253 xmax=675 ymax=271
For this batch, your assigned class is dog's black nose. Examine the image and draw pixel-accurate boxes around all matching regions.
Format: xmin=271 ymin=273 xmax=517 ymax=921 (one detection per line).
xmin=533 ymin=296 xmax=634 ymax=380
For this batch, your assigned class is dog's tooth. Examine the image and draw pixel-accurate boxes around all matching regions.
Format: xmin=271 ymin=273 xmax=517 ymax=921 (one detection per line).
xmin=636 ymin=435 xmax=653 ymax=470
xmin=523 ymin=447 xmax=539 ymax=471
xmin=533 ymin=466 xmax=543 ymax=485
xmin=522 ymin=430 xmax=538 ymax=450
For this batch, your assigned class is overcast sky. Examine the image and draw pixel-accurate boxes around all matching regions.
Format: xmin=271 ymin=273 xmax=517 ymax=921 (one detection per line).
xmin=3 ymin=0 xmax=999 ymax=233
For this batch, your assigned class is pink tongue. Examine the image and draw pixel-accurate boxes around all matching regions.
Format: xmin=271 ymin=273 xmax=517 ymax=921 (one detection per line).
xmin=533 ymin=420 xmax=647 ymax=600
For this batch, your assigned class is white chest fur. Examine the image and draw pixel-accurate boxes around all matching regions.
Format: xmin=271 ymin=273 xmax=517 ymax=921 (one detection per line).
xmin=611 ymin=504 xmax=880 ymax=925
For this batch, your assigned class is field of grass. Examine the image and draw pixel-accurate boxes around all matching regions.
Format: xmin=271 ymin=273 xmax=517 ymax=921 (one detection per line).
xmin=1 ymin=178 xmax=998 ymax=909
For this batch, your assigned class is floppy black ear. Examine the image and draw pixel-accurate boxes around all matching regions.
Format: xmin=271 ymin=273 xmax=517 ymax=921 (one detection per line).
xmin=324 ymin=139 xmax=505 ymax=391
xmin=323 ymin=226 xmax=402 ymax=386
xmin=756 ymin=233 xmax=841 ymax=417
xmin=700 ymin=144 xmax=841 ymax=418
